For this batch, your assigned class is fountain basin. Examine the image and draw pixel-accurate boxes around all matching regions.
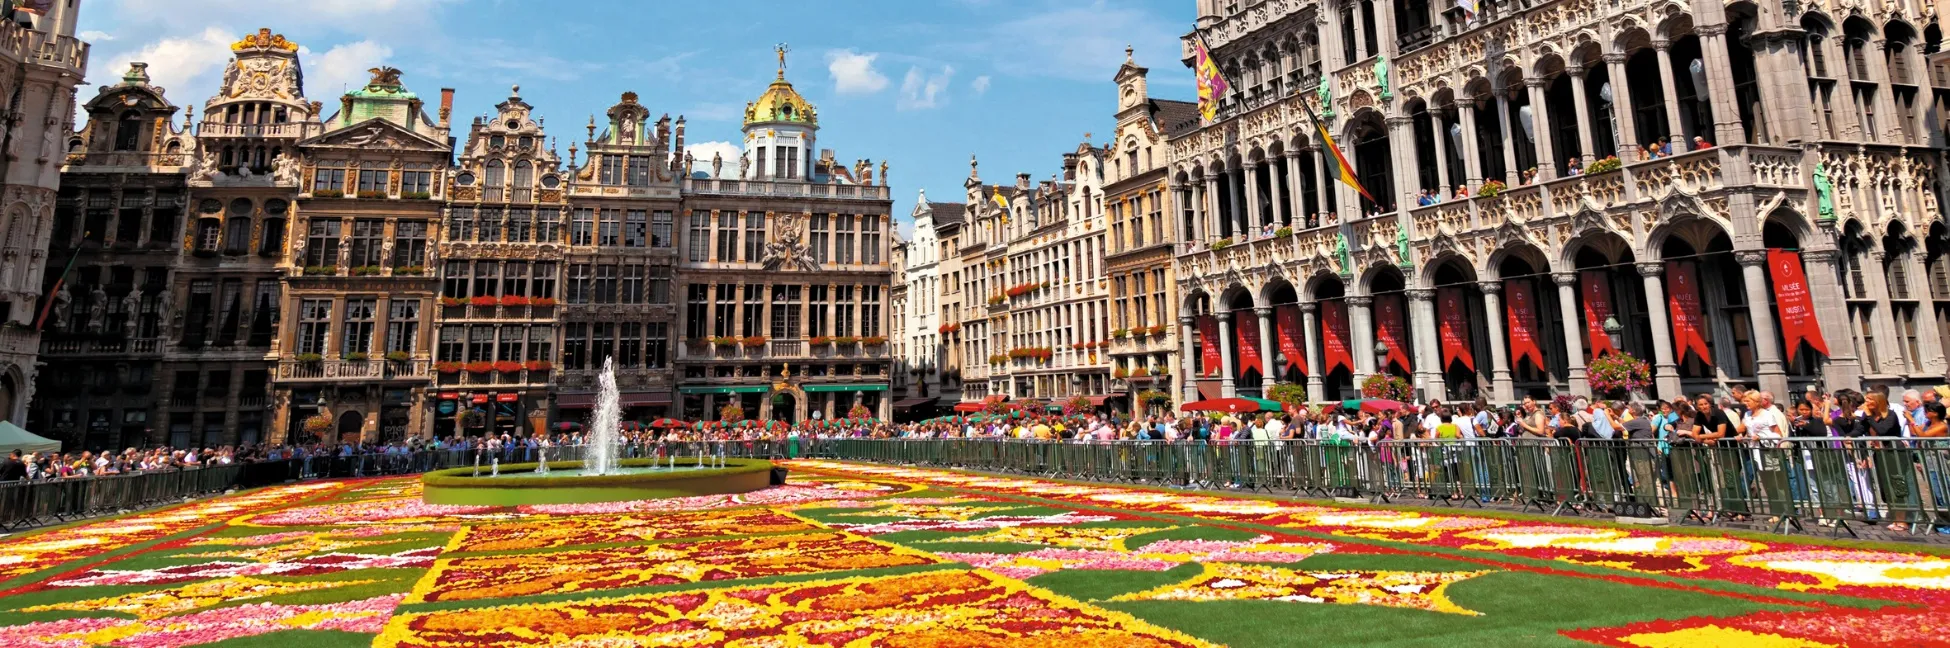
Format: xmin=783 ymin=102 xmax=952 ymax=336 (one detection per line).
xmin=421 ymin=458 xmax=776 ymax=506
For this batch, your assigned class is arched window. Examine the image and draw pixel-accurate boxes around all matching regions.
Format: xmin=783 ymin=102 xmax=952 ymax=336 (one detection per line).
xmin=486 ymin=160 xmax=505 ymax=187
xmin=513 ymin=160 xmax=534 ymax=187
xmin=114 ymin=111 xmax=143 ymax=151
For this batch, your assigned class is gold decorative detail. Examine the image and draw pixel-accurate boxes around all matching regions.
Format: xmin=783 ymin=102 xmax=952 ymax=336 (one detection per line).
xmin=231 ymin=28 xmax=298 ymax=53
xmin=366 ymin=67 xmax=404 ymax=89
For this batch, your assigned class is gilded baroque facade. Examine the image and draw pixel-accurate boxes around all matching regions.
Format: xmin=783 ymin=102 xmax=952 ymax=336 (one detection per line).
xmin=1104 ymin=49 xmax=1199 ymax=415
xmin=1168 ymin=0 xmax=1949 ymax=404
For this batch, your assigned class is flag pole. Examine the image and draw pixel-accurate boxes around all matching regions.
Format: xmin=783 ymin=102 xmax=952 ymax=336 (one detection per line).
xmin=36 ymin=236 xmax=84 ymax=332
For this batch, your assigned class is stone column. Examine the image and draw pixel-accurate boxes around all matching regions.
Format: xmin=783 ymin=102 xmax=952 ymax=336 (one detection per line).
xmin=1255 ymin=306 xmax=1278 ymax=381
xmin=1479 ymin=281 xmax=1514 ymax=402
xmin=1228 ymin=167 xmax=1247 ymax=236
xmin=1736 ymin=250 xmax=1789 ymax=395
xmin=1567 ymin=65 xmax=1596 ymax=164
xmin=1602 ymin=53 xmax=1641 ymax=160
xmin=1388 ymin=115 xmax=1418 ymax=212
xmin=1301 ymin=302 xmax=1326 ymax=402
xmin=1696 ymin=25 xmax=1746 ymax=146
xmin=1637 ymin=262 xmax=1682 ymax=399
xmin=1312 ymin=147 xmax=1331 ymax=224
xmin=1348 ymin=296 xmax=1375 ymax=384
xmin=1652 ymin=39 xmax=1687 ymax=148
xmin=1181 ymin=315 xmax=1200 ymax=402
xmin=1799 ymin=249 xmax=1863 ymax=386
xmin=1430 ymin=109 xmax=1453 ymax=198
xmin=1495 ymin=92 xmax=1520 ymax=185
xmin=1283 ymin=151 xmax=1303 ymax=226
xmin=1217 ymin=310 xmax=1238 ymax=397
xmin=1203 ymin=173 xmax=1221 ymax=241
xmin=1553 ymin=272 xmax=1590 ymax=395
xmin=1904 ymin=248 xmax=1948 ymax=373
xmin=1459 ymin=102 xmax=1483 ymax=188
xmin=1524 ymin=78 xmax=1556 ymax=180
xmin=1407 ymin=289 xmax=1443 ymax=400
xmin=1244 ymin=162 xmax=1264 ymax=229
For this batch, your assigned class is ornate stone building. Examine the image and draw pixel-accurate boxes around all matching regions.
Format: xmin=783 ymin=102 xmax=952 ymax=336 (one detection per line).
xmin=1104 ymin=49 xmax=1199 ymax=415
xmin=1169 ymin=0 xmax=1947 ymax=403
xmin=675 ymin=50 xmax=897 ymax=422
xmin=0 ymin=4 xmax=88 ymax=427
xmin=555 ymin=91 xmax=680 ymax=422
xmin=38 ymin=63 xmax=187 ymax=449
xmin=436 ymin=85 xmax=568 ymax=437
xmin=272 ymin=67 xmax=451 ymax=443
xmin=958 ymin=147 xmax=1115 ymax=404
xmin=894 ymin=192 xmax=962 ymax=416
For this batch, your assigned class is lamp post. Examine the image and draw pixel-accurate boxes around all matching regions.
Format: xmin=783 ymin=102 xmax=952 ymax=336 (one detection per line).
xmin=1603 ymin=314 xmax=1624 ymax=351
xmin=1373 ymin=341 xmax=1390 ymax=375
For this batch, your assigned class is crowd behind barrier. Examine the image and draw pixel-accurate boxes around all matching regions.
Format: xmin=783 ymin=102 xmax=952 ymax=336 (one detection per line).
xmin=0 ymin=434 xmax=831 ymax=532
xmin=820 ymin=436 xmax=1950 ymax=538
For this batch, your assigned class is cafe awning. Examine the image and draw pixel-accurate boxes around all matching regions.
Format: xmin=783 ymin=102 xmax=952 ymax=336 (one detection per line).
xmin=802 ymin=384 xmax=889 ymax=393
xmin=892 ymin=397 xmax=937 ymax=409
xmin=555 ymin=391 xmax=672 ymax=409
xmin=677 ymin=386 xmax=772 ymax=394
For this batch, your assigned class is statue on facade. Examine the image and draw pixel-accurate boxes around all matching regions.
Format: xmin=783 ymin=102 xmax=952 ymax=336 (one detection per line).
xmin=761 ymin=212 xmax=820 ymax=272
xmin=739 ymin=152 xmax=750 ymax=178
xmin=879 ymin=160 xmax=889 ymax=187
xmin=1395 ymin=226 xmax=1411 ymax=268
xmin=712 ymin=152 xmax=723 ymax=178
xmin=1812 ymin=162 xmax=1837 ymax=223
xmin=271 ymin=151 xmax=300 ymax=185
xmin=620 ymin=118 xmax=637 ymax=144
xmin=50 ymin=282 xmax=71 ymax=331
xmin=1334 ymin=232 xmax=1352 ymax=275
xmin=1375 ymin=55 xmax=1390 ymax=101
xmin=121 ymin=288 xmax=142 ymax=338
xmin=85 ymin=284 xmax=108 ymax=335
xmin=684 ymin=151 xmax=694 ymax=177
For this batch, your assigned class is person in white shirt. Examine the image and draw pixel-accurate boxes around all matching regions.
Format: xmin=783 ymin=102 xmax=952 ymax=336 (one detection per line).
xmin=1265 ymin=415 xmax=1286 ymax=439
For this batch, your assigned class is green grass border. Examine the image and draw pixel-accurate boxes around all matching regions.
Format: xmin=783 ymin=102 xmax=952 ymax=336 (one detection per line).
xmin=421 ymin=459 xmax=775 ymax=505
xmin=421 ymin=458 xmax=771 ymax=489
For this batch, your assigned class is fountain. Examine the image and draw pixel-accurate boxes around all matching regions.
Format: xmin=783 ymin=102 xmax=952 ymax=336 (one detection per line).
xmin=420 ymin=355 xmax=782 ymax=505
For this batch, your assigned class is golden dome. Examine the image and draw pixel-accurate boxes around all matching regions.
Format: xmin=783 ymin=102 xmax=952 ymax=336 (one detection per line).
xmin=744 ymin=46 xmax=817 ymax=129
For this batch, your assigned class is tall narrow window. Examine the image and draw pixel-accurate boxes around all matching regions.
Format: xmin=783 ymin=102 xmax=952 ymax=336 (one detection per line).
xmin=627 ymin=156 xmax=650 ymax=186
xmin=649 ymin=265 xmax=671 ymax=304
xmin=810 ymin=215 xmax=829 ymax=263
xmin=686 ymin=284 xmax=709 ymax=338
xmin=625 ymin=209 xmax=646 ymax=247
xmin=527 ymin=326 xmax=553 ymax=362
xmin=563 ymin=323 xmax=587 ymax=370
xmin=469 ymin=326 xmax=495 ymax=362
xmin=394 ymin=221 xmax=427 ymax=268
xmin=599 ymin=209 xmax=621 ymax=246
xmin=744 ymin=212 xmax=764 ymax=262
xmin=387 ymin=299 xmax=419 ymax=353
xmin=835 ymin=285 xmax=855 ymax=337
xmin=478 ymin=207 xmax=503 ymax=242
xmin=502 ymin=261 xmax=530 ymax=297
xmin=861 ymin=215 xmax=881 ymax=264
xmin=862 ymin=285 xmax=881 ymax=336
xmin=742 ymin=283 xmax=764 ymax=337
xmin=570 ymin=208 xmax=594 ymax=246
xmin=621 ymin=265 xmax=644 ymax=304
xmin=687 ymin=212 xmax=709 ymax=261
xmin=808 ymin=285 xmax=828 ymax=338
xmin=835 ymin=215 xmax=855 ymax=264
xmin=651 ymin=211 xmax=673 ymax=248
xmin=714 ymin=284 xmax=736 ymax=337
xmin=438 ymin=327 xmax=464 ymax=362
xmin=513 ymin=160 xmax=534 ymax=202
xmin=716 ymin=212 xmax=737 ymax=260
xmin=619 ymin=322 xmax=643 ymax=368
xmin=303 ymin=219 xmax=341 ymax=268
xmin=646 ymin=323 xmax=668 ymax=368
xmin=506 ymin=208 xmax=532 ymax=242
xmin=296 ymin=299 xmax=331 ymax=355
xmin=595 ymin=265 xmax=618 ymax=303
xmin=348 ymin=219 xmax=385 ymax=268
xmin=473 ymin=261 xmax=500 ymax=298
xmin=770 ymin=284 xmax=802 ymax=339
xmin=532 ymin=262 xmax=556 ymax=299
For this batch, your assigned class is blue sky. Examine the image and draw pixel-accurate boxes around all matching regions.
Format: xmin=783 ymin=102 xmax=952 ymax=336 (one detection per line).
xmin=76 ymin=0 xmax=1197 ymax=235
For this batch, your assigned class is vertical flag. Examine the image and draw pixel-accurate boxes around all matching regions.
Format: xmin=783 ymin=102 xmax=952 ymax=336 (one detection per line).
xmin=1455 ymin=0 xmax=1479 ymax=20
xmin=1665 ymin=261 xmax=1711 ymax=365
xmin=1276 ymin=305 xmax=1306 ymax=376
xmin=1192 ymin=30 xmax=1230 ymax=123
xmin=35 ymin=243 xmax=83 ymax=332
xmin=1580 ymin=270 xmax=1616 ymax=357
xmin=1198 ymin=316 xmax=1224 ymax=377
xmin=1301 ymin=100 xmax=1377 ymax=205
xmin=1234 ymin=310 xmax=1265 ymax=376
xmin=1375 ymin=294 xmax=1412 ymax=373
xmin=1769 ymin=249 xmax=1830 ymax=363
xmin=1504 ymin=279 xmax=1546 ymax=371
xmin=1437 ymin=287 xmax=1475 ymax=372
xmin=1321 ymin=301 xmax=1354 ymax=374
xmin=991 ymin=188 xmax=1010 ymax=223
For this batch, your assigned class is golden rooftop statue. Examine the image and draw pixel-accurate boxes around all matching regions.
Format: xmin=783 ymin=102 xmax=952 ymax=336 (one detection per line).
xmin=232 ymin=28 xmax=298 ymax=53
xmin=744 ymin=44 xmax=818 ymax=128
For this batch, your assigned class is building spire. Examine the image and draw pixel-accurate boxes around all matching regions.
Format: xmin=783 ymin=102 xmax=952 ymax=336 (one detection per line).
xmin=775 ymin=43 xmax=790 ymax=80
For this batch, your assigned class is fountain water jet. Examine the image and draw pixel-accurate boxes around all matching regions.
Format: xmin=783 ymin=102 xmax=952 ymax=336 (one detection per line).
xmin=586 ymin=356 xmax=622 ymax=476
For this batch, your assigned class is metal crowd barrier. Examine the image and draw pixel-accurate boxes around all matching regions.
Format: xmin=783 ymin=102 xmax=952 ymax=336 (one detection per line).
xmin=824 ymin=436 xmax=1950 ymax=538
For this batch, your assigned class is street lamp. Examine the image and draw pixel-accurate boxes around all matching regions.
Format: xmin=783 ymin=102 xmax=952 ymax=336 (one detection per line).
xmin=1373 ymin=341 xmax=1390 ymax=373
xmin=1603 ymin=314 xmax=1624 ymax=351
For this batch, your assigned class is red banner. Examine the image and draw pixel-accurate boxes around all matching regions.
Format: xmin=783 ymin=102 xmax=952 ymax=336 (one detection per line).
xmin=1437 ymin=287 xmax=1475 ymax=372
xmin=1321 ymin=301 xmax=1353 ymax=374
xmin=1275 ymin=305 xmax=1306 ymax=376
xmin=1234 ymin=310 xmax=1265 ymax=377
xmin=1581 ymin=270 xmax=1616 ymax=357
xmin=1198 ymin=316 xmax=1224 ymax=377
xmin=1665 ymin=260 xmax=1711 ymax=365
xmin=1769 ymin=249 xmax=1831 ymax=363
xmin=1504 ymin=279 xmax=1546 ymax=371
xmin=1374 ymin=294 xmax=1412 ymax=374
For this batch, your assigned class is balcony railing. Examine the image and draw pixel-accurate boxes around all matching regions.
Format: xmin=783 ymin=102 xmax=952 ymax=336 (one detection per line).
xmin=195 ymin=122 xmax=323 ymax=139
xmin=684 ymin=178 xmax=891 ymax=200
xmin=676 ymin=339 xmax=895 ymax=361
xmin=276 ymin=359 xmax=432 ymax=382
xmin=42 ymin=337 xmax=163 ymax=356
xmin=62 ymin=151 xmax=185 ymax=168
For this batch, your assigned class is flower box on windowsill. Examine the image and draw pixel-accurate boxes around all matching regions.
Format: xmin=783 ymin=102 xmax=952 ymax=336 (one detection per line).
xmin=356 ymin=190 xmax=387 ymax=200
xmin=350 ymin=265 xmax=383 ymax=276
xmin=401 ymin=191 xmax=432 ymax=200
xmin=384 ymin=351 xmax=412 ymax=362
xmin=302 ymin=266 xmax=336 ymax=276
xmin=393 ymin=265 xmax=426 ymax=276
xmin=312 ymin=189 xmax=344 ymax=199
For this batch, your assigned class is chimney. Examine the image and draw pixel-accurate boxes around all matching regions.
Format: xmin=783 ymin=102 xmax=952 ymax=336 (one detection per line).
xmin=439 ymin=88 xmax=455 ymax=129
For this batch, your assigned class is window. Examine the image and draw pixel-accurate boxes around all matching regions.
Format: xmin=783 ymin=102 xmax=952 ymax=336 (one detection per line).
xmin=443 ymin=261 xmax=469 ymax=297
xmin=348 ymin=219 xmax=385 ymax=268
xmin=625 ymin=210 xmax=646 ymax=247
xmin=296 ymin=299 xmax=331 ymax=355
xmin=303 ymin=219 xmax=340 ymax=268
xmin=502 ymin=262 xmax=530 ymax=297
xmin=497 ymin=324 xmax=523 ymax=362
xmin=566 ymin=264 xmax=592 ymax=304
xmin=744 ymin=212 xmax=764 ymax=262
xmin=527 ymin=326 xmax=552 ymax=362
xmin=835 ymin=285 xmax=855 ymax=337
xmin=479 ymin=207 xmax=503 ymax=242
xmin=506 ymin=208 xmax=532 ymax=243
xmin=755 ymin=147 xmax=767 ymax=178
xmin=448 ymin=206 xmax=476 ymax=242
xmin=402 ymin=171 xmax=432 ymax=195
xmin=513 ymin=161 xmax=534 ymax=202
xmin=1152 ymin=268 xmax=1168 ymax=325
xmin=387 ymin=299 xmax=418 ymax=353
xmin=646 ymin=322 xmax=668 ymax=368
xmin=687 ymin=212 xmax=709 ymax=261
xmin=686 ymin=284 xmax=709 ymax=338
xmin=716 ymin=212 xmax=738 ymax=260
xmin=810 ymin=215 xmax=829 ymax=263
xmin=1887 ymin=252 xmax=1913 ymax=300
xmin=649 ymin=265 xmax=671 ymax=304
xmin=618 ymin=322 xmax=643 ymax=368
xmin=861 ymin=215 xmax=881 ymax=264
xmin=473 ymin=261 xmax=500 ymax=298
xmin=312 ymin=168 xmax=345 ymax=193
xmin=532 ymin=262 xmax=556 ymax=299
xmin=563 ymin=323 xmax=587 ymax=370
xmin=595 ymin=265 xmax=618 ymax=303
xmin=1895 ymin=304 xmax=1923 ymax=372
xmin=570 ymin=208 xmax=594 ymax=246
xmin=651 ymin=211 xmax=673 ymax=248
xmin=863 ymin=285 xmax=882 ymax=336
xmin=770 ymin=284 xmax=802 ymax=339
xmin=223 ymin=215 xmax=250 ymax=254
xmin=394 ymin=221 xmax=427 ymax=268
xmin=1114 ymin=276 xmax=1129 ymax=328
xmin=835 ymin=215 xmax=856 ymax=264
xmin=742 ymin=283 xmax=764 ymax=337
xmin=439 ymin=326 xmax=464 ymax=362
xmin=114 ymin=111 xmax=142 ymax=151
xmin=357 ymin=169 xmax=389 ymax=196
xmin=714 ymin=284 xmax=736 ymax=337
xmin=195 ymin=219 xmax=220 ymax=252
xmin=621 ymin=265 xmax=644 ymax=304
xmin=628 ymin=156 xmax=651 ymax=186
xmin=591 ymin=322 xmax=615 ymax=363
xmin=485 ymin=160 xmax=506 ymax=191
xmin=469 ymin=326 xmax=495 ymax=362
xmin=537 ymin=210 xmax=559 ymax=242
xmin=808 ymin=285 xmax=828 ymax=338
xmin=599 ymin=156 xmax=622 ymax=185
xmin=599 ymin=209 xmax=621 ymax=246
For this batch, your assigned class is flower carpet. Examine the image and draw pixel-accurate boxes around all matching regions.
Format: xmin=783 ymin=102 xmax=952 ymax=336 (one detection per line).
xmin=0 ymin=465 xmax=1944 ymax=646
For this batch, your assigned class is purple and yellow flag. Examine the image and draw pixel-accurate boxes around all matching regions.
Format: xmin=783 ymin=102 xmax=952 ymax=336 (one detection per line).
xmin=1193 ymin=31 xmax=1230 ymax=123
xmin=1301 ymin=100 xmax=1376 ymax=205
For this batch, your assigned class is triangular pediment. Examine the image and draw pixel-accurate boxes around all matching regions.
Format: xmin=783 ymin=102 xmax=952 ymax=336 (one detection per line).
xmin=300 ymin=117 xmax=447 ymax=152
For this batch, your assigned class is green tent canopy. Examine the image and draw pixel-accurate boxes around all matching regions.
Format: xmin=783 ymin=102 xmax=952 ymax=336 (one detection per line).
xmin=0 ymin=421 xmax=59 ymax=455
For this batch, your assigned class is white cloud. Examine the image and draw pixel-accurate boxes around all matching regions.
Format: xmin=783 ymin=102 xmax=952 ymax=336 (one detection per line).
xmin=686 ymin=141 xmax=743 ymax=178
xmin=971 ymin=75 xmax=991 ymax=96
xmin=301 ymin=40 xmax=393 ymax=98
xmin=825 ymin=49 xmax=888 ymax=94
xmin=96 ymin=27 xmax=235 ymax=99
xmin=78 ymin=30 xmax=114 ymax=42
xmin=898 ymin=65 xmax=953 ymax=111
